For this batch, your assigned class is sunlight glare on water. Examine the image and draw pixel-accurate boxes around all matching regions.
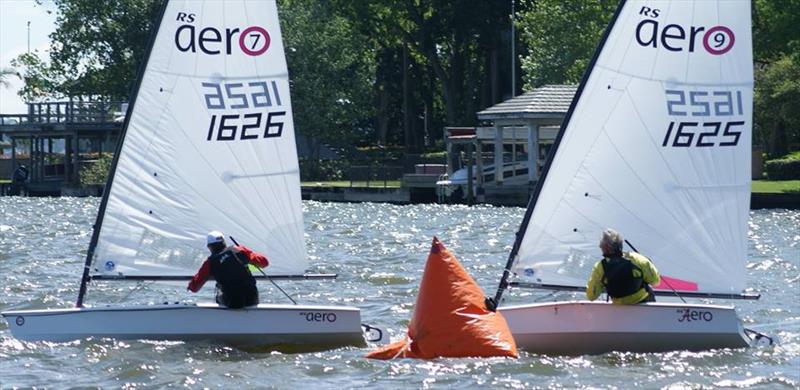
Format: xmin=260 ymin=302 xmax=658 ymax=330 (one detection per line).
xmin=0 ymin=198 xmax=798 ymax=388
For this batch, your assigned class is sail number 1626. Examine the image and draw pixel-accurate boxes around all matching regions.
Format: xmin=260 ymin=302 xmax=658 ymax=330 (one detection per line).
xmin=662 ymin=89 xmax=745 ymax=148
xmin=202 ymin=80 xmax=286 ymax=142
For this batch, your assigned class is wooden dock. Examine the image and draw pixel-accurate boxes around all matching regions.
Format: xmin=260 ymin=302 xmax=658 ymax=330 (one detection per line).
xmin=0 ymin=97 xmax=123 ymax=196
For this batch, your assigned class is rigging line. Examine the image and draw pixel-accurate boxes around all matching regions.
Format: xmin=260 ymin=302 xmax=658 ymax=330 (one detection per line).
xmin=745 ymin=318 xmax=800 ymax=330
xmin=229 ymin=235 xmax=297 ymax=305
xmin=115 ymin=280 xmax=151 ymax=303
xmin=624 ymin=239 xmax=686 ymax=303
xmin=533 ymin=290 xmax=559 ymax=302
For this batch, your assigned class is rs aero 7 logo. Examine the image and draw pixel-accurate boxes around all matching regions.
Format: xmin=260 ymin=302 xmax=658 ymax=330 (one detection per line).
xmin=636 ymin=6 xmax=735 ymax=55
xmin=174 ymin=12 xmax=270 ymax=56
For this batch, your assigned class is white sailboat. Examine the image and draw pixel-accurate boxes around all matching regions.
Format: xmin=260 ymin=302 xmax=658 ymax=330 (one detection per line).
xmin=3 ymin=0 xmax=368 ymax=349
xmin=488 ymin=0 xmax=767 ymax=354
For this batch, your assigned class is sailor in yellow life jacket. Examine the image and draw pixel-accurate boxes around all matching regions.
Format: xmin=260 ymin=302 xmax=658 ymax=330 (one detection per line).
xmin=586 ymin=228 xmax=660 ymax=304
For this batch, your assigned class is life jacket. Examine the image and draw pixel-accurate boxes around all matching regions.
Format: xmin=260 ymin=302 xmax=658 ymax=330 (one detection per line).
xmin=208 ymin=246 xmax=257 ymax=307
xmin=601 ymin=254 xmax=644 ymax=298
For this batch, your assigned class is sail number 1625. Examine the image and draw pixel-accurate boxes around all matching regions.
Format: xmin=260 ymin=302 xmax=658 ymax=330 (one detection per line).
xmin=662 ymin=89 xmax=745 ymax=148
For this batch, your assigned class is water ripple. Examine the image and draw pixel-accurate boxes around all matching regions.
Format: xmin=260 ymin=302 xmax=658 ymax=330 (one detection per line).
xmin=0 ymin=198 xmax=797 ymax=388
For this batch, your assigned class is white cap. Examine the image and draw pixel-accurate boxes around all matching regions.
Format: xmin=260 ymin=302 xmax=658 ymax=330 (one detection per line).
xmin=206 ymin=231 xmax=225 ymax=245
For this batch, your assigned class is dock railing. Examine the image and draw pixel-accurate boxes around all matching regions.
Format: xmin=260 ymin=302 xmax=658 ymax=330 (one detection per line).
xmin=0 ymin=97 xmax=126 ymax=126
xmin=348 ymin=165 xmax=404 ymax=188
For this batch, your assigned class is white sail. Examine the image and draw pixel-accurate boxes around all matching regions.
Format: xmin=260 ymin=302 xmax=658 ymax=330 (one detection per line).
xmin=513 ymin=0 xmax=753 ymax=295
xmin=92 ymin=0 xmax=307 ymax=276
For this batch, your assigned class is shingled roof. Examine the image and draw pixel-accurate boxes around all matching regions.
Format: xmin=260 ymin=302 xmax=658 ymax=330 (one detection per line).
xmin=477 ymin=84 xmax=577 ymax=120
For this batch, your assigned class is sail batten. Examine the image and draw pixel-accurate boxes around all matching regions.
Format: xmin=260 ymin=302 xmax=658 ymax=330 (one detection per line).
xmin=88 ymin=0 xmax=308 ymax=280
xmin=506 ymin=0 xmax=752 ymax=296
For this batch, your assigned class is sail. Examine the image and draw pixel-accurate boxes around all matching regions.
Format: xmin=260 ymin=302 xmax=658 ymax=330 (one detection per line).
xmin=91 ymin=0 xmax=307 ymax=277
xmin=513 ymin=0 xmax=753 ymax=295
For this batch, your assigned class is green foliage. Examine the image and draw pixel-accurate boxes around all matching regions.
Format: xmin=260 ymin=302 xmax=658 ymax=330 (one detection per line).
xmin=781 ymin=151 xmax=800 ymax=160
xmin=753 ymin=0 xmax=800 ymax=63
xmin=516 ymin=0 xmax=800 ymax=158
xmin=336 ymin=0 xmax=516 ymax=149
xmin=14 ymin=0 xmax=161 ymax=100
xmin=298 ymin=158 xmax=347 ymax=181
xmin=12 ymin=53 xmax=60 ymax=100
xmin=419 ymin=150 xmax=446 ymax=159
xmin=751 ymin=180 xmax=800 ymax=194
xmin=11 ymin=0 xmax=800 ymax=160
xmin=79 ymin=152 xmax=114 ymax=186
xmin=764 ymin=158 xmax=800 ymax=180
xmin=752 ymin=0 xmax=800 ymax=158
xmin=518 ymin=0 xmax=617 ymax=88
xmin=280 ymin=0 xmax=376 ymax=156
xmin=754 ymin=55 xmax=800 ymax=157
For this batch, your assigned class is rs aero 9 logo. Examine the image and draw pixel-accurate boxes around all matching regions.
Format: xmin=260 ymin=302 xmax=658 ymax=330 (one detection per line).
xmin=174 ymin=12 xmax=270 ymax=56
xmin=636 ymin=6 xmax=735 ymax=55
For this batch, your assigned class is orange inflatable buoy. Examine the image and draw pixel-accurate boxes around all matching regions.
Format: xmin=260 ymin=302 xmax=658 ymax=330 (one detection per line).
xmin=366 ymin=237 xmax=517 ymax=359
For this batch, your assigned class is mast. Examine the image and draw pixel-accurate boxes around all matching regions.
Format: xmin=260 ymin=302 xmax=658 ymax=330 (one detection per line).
xmin=488 ymin=0 xmax=628 ymax=309
xmin=76 ymin=0 xmax=169 ymax=307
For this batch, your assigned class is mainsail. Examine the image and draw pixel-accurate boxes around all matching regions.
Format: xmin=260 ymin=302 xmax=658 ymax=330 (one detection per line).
xmin=507 ymin=0 xmax=753 ymax=295
xmin=87 ymin=0 xmax=307 ymax=280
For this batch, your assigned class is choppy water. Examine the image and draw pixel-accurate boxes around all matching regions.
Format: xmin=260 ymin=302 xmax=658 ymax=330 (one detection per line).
xmin=0 ymin=197 xmax=798 ymax=388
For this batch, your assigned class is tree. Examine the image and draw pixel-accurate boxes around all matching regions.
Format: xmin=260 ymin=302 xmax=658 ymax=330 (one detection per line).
xmin=337 ymin=0 xmax=517 ymax=151
xmin=753 ymin=0 xmax=800 ymax=65
xmin=754 ymin=55 xmax=800 ymax=157
xmin=279 ymin=0 xmax=376 ymax=161
xmin=517 ymin=0 xmax=616 ymax=89
xmin=12 ymin=52 xmax=59 ymax=100
xmin=753 ymin=0 xmax=800 ymax=157
xmin=13 ymin=0 xmax=160 ymax=100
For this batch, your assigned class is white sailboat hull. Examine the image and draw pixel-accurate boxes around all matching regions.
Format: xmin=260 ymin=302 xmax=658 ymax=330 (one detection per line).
xmin=2 ymin=303 xmax=364 ymax=349
xmin=499 ymin=301 xmax=749 ymax=355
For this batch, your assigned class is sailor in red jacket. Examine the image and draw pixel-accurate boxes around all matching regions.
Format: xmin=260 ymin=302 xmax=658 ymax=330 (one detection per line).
xmin=188 ymin=231 xmax=269 ymax=308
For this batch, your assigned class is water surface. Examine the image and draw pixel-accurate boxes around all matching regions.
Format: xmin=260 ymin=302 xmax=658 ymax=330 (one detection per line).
xmin=0 ymin=198 xmax=797 ymax=388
